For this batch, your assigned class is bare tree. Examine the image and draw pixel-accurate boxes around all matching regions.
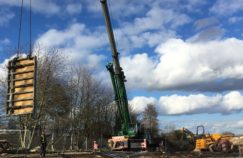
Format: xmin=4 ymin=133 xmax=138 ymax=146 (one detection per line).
xmin=142 ymin=104 xmax=159 ymax=136
xmin=0 ymin=48 xmax=118 ymax=151
xmin=18 ymin=49 xmax=71 ymax=149
xmin=67 ymin=66 xmax=114 ymax=150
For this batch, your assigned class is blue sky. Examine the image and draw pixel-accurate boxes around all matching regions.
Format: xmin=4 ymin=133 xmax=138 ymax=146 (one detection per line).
xmin=1 ymin=0 xmax=243 ymax=134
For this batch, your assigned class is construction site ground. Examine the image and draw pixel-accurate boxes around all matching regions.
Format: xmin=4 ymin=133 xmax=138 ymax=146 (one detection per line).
xmin=1 ymin=151 xmax=243 ymax=158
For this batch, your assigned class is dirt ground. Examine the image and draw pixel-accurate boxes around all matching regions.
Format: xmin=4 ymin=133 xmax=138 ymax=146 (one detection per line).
xmin=1 ymin=151 xmax=243 ymax=158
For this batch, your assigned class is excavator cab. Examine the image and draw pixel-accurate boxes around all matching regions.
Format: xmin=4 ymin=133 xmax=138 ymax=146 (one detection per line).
xmin=127 ymin=124 xmax=138 ymax=137
xmin=196 ymin=125 xmax=205 ymax=139
xmin=195 ymin=125 xmax=214 ymax=151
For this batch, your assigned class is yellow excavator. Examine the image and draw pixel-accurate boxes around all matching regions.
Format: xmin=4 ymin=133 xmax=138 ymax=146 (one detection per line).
xmin=195 ymin=125 xmax=233 ymax=152
xmin=159 ymin=126 xmax=234 ymax=153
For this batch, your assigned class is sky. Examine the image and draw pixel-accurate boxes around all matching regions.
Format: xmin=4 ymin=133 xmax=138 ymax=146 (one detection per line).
xmin=1 ymin=0 xmax=243 ymax=134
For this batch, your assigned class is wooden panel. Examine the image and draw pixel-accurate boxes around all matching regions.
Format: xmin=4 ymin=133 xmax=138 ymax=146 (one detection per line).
xmin=17 ymin=59 xmax=35 ymax=65
xmin=15 ymin=72 xmax=34 ymax=79
xmin=15 ymin=100 xmax=33 ymax=106
xmin=14 ymin=79 xmax=33 ymax=86
xmin=15 ymin=65 xmax=34 ymax=73
xmin=14 ymin=93 xmax=33 ymax=100
xmin=15 ymin=86 xmax=34 ymax=93
xmin=6 ymin=56 xmax=37 ymax=115
xmin=14 ymin=108 xmax=33 ymax=115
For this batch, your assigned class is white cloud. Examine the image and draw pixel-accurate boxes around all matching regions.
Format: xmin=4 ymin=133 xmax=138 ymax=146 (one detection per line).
xmin=212 ymin=120 xmax=243 ymax=134
xmin=229 ymin=16 xmax=243 ymax=24
xmin=188 ymin=26 xmax=225 ymax=42
xmin=0 ymin=38 xmax=11 ymax=52
xmin=86 ymin=0 xmax=191 ymax=52
xmin=87 ymin=0 xmax=204 ymax=18
xmin=113 ymin=7 xmax=190 ymax=52
xmin=0 ymin=54 xmax=22 ymax=81
xmin=0 ymin=38 xmax=10 ymax=45
xmin=164 ymin=119 xmax=243 ymax=134
xmin=35 ymin=23 xmax=107 ymax=69
xmin=87 ymin=0 xmax=151 ymax=18
xmin=124 ymin=7 xmax=189 ymax=34
xmin=210 ymin=0 xmax=243 ymax=16
xmin=194 ymin=17 xmax=219 ymax=31
xmin=130 ymin=91 xmax=243 ymax=115
xmin=185 ymin=0 xmax=207 ymax=10
xmin=121 ymin=53 xmax=157 ymax=89
xmin=129 ymin=96 xmax=157 ymax=113
xmin=0 ymin=9 xmax=14 ymax=26
xmin=121 ymin=38 xmax=243 ymax=91
xmin=0 ymin=59 xmax=8 ymax=80
xmin=0 ymin=0 xmax=60 ymax=15
xmin=66 ymin=3 xmax=82 ymax=15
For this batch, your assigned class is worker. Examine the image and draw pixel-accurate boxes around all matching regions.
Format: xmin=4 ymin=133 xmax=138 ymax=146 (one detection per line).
xmin=40 ymin=132 xmax=47 ymax=157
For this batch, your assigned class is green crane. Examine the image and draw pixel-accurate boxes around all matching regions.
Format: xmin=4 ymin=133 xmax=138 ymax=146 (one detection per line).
xmin=100 ymin=0 xmax=137 ymax=137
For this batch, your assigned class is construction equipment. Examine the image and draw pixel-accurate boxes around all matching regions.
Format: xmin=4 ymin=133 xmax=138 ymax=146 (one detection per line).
xmin=195 ymin=125 xmax=233 ymax=152
xmin=229 ymin=136 xmax=243 ymax=153
xmin=160 ymin=126 xmax=234 ymax=153
xmin=100 ymin=0 xmax=148 ymax=151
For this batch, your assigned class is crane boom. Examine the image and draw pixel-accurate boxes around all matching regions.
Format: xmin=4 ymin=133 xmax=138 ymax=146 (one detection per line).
xmin=100 ymin=0 xmax=121 ymax=75
xmin=100 ymin=0 xmax=135 ymax=137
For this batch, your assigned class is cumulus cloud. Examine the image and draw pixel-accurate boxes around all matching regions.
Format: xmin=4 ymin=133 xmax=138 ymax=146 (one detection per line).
xmin=0 ymin=0 xmax=60 ymax=15
xmin=112 ymin=6 xmax=190 ymax=52
xmin=0 ymin=54 xmax=22 ymax=81
xmin=130 ymin=91 xmax=243 ymax=115
xmin=123 ymin=7 xmax=190 ymax=34
xmin=121 ymin=38 xmax=243 ymax=91
xmin=210 ymin=0 xmax=243 ymax=16
xmin=86 ymin=0 xmax=151 ymax=18
xmin=35 ymin=23 xmax=107 ymax=69
xmin=86 ymin=0 xmax=191 ymax=52
xmin=129 ymin=96 xmax=157 ymax=113
xmin=0 ymin=0 xmax=84 ymax=16
xmin=87 ymin=0 xmax=205 ymax=18
xmin=0 ymin=59 xmax=8 ymax=80
xmin=194 ymin=17 xmax=219 ymax=31
xmin=188 ymin=26 xmax=225 ymax=42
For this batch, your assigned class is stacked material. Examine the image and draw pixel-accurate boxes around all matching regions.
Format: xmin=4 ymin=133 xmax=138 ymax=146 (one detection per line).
xmin=229 ymin=136 xmax=243 ymax=152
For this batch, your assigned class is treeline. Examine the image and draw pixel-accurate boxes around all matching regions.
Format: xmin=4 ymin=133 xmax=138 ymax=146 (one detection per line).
xmin=0 ymin=50 xmax=117 ymax=151
xmin=0 ymin=49 xmax=160 ymax=151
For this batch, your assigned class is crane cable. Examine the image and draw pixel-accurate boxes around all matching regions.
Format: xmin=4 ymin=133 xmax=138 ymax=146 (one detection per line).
xmin=17 ymin=0 xmax=24 ymax=57
xmin=29 ymin=0 xmax=32 ymax=57
xmin=17 ymin=0 xmax=32 ymax=57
